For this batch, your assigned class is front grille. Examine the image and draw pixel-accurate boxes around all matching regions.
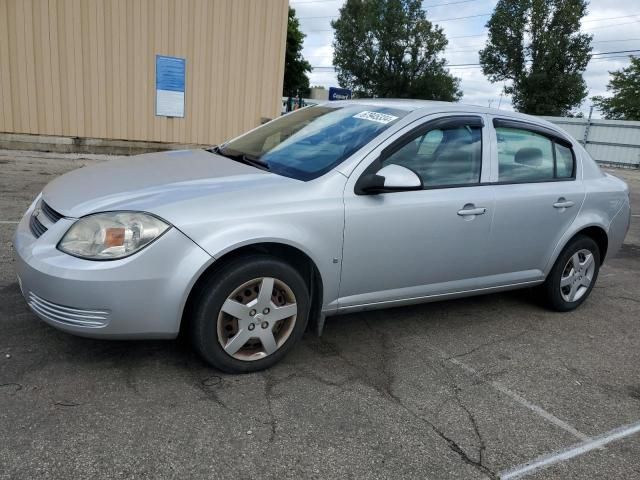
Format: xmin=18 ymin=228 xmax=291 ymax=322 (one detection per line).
xmin=41 ymin=201 xmax=63 ymax=222
xmin=27 ymin=291 xmax=110 ymax=328
xmin=29 ymin=215 xmax=47 ymax=238
xmin=29 ymin=199 xmax=64 ymax=238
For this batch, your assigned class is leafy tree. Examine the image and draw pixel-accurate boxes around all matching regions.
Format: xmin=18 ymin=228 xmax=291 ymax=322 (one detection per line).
xmin=479 ymin=0 xmax=592 ymax=116
xmin=592 ymin=57 xmax=640 ymax=120
xmin=331 ymin=0 xmax=462 ymax=100
xmin=283 ymin=7 xmax=312 ymax=98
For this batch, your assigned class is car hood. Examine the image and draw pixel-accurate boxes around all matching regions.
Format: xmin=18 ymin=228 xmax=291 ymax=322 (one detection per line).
xmin=42 ymin=149 xmax=293 ymax=218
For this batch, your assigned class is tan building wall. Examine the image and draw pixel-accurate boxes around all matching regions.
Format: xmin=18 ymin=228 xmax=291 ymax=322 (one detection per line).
xmin=0 ymin=0 xmax=288 ymax=145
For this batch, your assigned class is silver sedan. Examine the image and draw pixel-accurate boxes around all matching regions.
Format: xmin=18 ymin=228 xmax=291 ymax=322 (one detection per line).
xmin=14 ymin=100 xmax=631 ymax=373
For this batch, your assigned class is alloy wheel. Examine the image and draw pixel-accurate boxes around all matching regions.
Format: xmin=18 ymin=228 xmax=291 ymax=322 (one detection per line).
xmin=217 ymin=277 xmax=298 ymax=361
xmin=560 ymin=249 xmax=596 ymax=303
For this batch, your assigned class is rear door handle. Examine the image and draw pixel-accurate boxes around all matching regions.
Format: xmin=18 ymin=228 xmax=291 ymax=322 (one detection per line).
xmin=553 ymin=198 xmax=574 ymax=209
xmin=457 ymin=205 xmax=487 ymax=216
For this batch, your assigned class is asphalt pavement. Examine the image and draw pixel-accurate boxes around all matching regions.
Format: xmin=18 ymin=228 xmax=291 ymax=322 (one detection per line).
xmin=1 ymin=149 xmax=639 ymax=479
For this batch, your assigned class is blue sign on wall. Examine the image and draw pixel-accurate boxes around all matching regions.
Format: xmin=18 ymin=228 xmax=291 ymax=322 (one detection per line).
xmin=156 ymin=55 xmax=186 ymax=117
xmin=328 ymin=87 xmax=352 ymax=101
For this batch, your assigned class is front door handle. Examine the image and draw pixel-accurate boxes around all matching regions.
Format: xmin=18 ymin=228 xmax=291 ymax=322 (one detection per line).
xmin=553 ymin=198 xmax=575 ymax=209
xmin=457 ymin=205 xmax=487 ymax=216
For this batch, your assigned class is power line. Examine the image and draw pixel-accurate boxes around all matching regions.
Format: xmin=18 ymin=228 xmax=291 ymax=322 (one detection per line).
xmin=447 ymin=49 xmax=640 ymax=66
xmin=298 ymin=15 xmax=337 ymax=20
xmin=445 ymin=50 xmax=640 ymax=67
xmin=592 ymin=49 xmax=640 ymax=56
xmin=298 ymin=10 xmax=640 ymax=27
xmin=583 ymin=13 xmax=640 ymax=23
xmin=444 ymin=37 xmax=640 ymax=48
xmin=449 ymin=33 xmax=486 ymax=39
xmin=304 ymin=29 xmax=489 ymax=36
xmin=290 ymin=0 xmax=343 ymax=4
xmin=424 ymin=46 xmax=640 ymax=57
xmin=306 ymin=31 xmax=485 ymax=38
xmin=589 ymin=54 xmax=640 ymax=63
xmin=594 ymin=37 xmax=640 ymax=43
xmin=292 ymin=0 xmax=481 ymax=6
xmin=305 ymin=37 xmax=640 ymax=52
xmin=299 ymin=12 xmax=491 ymax=21
xmin=423 ymin=0 xmax=480 ymax=7
xmin=309 ymin=49 xmax=640 ymax=70
xmin=585 ymin=18 xmax=640 ymax=31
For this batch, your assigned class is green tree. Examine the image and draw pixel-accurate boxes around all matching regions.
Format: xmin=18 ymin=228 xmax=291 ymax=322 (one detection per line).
xmin=479 ymin=0 xmax=592 ymax=116
xmin=331 ymin=0 xmax=462 ymax=100
xmin=283 ymin=7 xmax=312 ymax=98
xmin=592 ymin=57 xmax=640 ymax=120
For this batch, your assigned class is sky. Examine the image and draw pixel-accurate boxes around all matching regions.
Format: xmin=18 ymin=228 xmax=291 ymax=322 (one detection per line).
xmin=290 ymin=0 xmax=640 ymax=117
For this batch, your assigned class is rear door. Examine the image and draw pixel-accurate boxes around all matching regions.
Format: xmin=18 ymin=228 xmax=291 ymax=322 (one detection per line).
xmin=484 ymin=118 xmax=585 ymax=280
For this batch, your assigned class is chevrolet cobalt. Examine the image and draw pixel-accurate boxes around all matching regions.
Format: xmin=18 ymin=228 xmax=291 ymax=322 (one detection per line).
xmin=14 ymin=100 xmax=630 ymax=373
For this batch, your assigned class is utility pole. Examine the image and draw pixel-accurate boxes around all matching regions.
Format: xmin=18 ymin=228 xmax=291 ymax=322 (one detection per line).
xmin=583 ymin=105 xmax=594 ymax=146
xmin=498 ymin=82 xmax=506 ymax=109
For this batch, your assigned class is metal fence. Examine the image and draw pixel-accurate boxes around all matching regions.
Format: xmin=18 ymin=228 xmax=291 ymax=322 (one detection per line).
xmin=540 ymin=116 xmax=640 ymax=168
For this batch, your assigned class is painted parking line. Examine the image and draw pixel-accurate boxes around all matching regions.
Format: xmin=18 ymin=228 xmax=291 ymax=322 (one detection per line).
xmin=499 ymin=420 xmax=640 ymax=479
xmin=0 ymin=220 xmax=19 ymax=224
xmin=446 ymin=355 xmax=589 ymax=441
xmin=427 ymin=345 xmax=588 ymax=441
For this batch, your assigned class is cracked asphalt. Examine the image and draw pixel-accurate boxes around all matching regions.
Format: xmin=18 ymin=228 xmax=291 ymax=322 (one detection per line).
xmin=1 ymin=150 xmax=639 ymax=479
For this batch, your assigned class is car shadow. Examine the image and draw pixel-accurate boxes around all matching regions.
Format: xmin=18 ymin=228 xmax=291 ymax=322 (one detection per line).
xmin=3 ymin=279 xmax=546 ymax=377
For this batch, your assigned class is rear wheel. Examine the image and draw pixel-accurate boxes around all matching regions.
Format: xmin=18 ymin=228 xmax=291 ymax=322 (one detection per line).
xmin=190 ymin=255 xmax=309 ymax=373
xmin=541 ymin=235 xmax=600 ymax=312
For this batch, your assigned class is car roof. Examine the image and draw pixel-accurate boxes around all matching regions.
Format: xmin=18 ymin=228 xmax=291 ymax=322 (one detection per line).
xmin=321 ymin=98 xmax=559 ymax=130
xmin=324 ymin=98 xmax=451 ymax=111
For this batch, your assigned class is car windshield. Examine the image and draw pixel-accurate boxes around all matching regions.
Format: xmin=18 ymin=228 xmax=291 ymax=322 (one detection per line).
xmin=217 ymin=104 xmax=409 ymax=181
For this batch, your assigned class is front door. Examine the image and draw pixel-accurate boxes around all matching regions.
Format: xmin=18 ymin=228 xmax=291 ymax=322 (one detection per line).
xmin=339 ymin=115 xmax=496 ymax=309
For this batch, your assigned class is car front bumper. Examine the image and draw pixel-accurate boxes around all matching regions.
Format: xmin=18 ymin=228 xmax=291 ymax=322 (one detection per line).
xmin=13 ymin=202 xmax=212 ymax=339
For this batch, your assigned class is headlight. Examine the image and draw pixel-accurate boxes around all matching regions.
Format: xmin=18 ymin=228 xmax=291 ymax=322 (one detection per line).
xmin=58 ymin=212 xmax=170 ymax=260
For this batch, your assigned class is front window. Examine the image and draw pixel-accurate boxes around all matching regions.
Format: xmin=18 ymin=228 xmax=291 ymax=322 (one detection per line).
xmin=218 ymin=105 xmax=409 ymax=181
xmin=382 ymin=121 xmax=482 ymax=188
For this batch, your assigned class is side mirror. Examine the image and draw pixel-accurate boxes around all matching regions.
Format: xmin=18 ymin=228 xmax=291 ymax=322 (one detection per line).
xmin=357 ymin=164 xmax=423 ymax=194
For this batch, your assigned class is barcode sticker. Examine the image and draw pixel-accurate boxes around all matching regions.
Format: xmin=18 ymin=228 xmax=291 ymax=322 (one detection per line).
xmin=353 ymin=111 xmax=399 ymax=124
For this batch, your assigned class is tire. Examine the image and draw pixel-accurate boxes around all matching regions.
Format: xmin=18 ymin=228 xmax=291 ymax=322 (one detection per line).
xmin=190 ymin=254 xmax=310 ymax=373
xmin=541 ymin=235 xmax=600 ymax=312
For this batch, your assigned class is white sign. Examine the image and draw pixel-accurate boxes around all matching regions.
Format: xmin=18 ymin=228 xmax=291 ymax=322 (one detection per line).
xmin=353 ymin=111 xmax=399 ymax=124
xmin=156 ymin=90 xmax=185 ymax=118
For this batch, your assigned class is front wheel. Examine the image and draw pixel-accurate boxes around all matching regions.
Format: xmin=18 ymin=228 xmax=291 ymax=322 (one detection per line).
xmin=541 ymin=235 xmax=600 ymax=312
xmin=190 ymin=255 xmax=310 ymax=373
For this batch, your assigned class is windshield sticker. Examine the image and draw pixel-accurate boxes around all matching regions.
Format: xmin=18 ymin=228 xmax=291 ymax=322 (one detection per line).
xmin=353 ymin=111 xmax=399 ymax=124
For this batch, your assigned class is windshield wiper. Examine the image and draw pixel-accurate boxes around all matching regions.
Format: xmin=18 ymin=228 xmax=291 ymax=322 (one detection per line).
xmin=210 ymin=146 xmax=270 ymax=171
xmin=240 ymin=153 xmax=270 ymax=171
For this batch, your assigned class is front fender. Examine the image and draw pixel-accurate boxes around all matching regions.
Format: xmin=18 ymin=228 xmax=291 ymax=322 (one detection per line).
xmin=194 ymin=225 xmax=342 ymax=313
xmin=152 ymin=171 xmax=347 ymax=313
xmin=172 ymin=171 xmax=346 ymax=312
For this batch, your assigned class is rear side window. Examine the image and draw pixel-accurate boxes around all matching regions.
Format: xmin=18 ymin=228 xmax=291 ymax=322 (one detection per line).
xmin=555 ymin=143 xmax=575 ymax=178
xmin=496 ymin=127 xmax=575 ymax=182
